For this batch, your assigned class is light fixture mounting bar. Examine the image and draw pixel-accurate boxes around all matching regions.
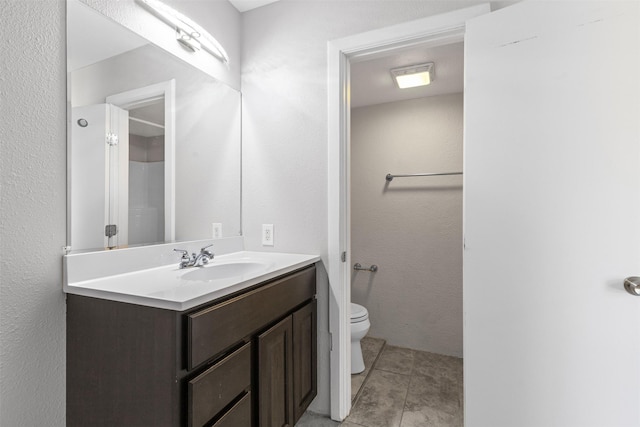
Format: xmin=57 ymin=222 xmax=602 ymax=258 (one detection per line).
xmin=136 ymin=0 xmax=229 ymax=64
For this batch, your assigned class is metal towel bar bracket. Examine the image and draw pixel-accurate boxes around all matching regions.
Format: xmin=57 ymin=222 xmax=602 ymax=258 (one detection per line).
xmin=354 ymin=263 xmax=378 ymax=272
xmin=386 ymin=172 xmax=463 ymax=182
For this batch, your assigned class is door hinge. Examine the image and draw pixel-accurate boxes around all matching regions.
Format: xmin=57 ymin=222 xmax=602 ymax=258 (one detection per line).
xmin=341 ymin=251 xmax=346 ymax=262
xmin=106 ymin=132 xmax=119 ymax=146
xmin=105 ymin=224 xmax=118 ymax=237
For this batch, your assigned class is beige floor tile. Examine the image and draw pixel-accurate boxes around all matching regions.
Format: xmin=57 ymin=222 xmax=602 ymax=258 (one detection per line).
xmin=374 ymin=345 xmax=414 ymax=375
xmin=404 ymin=374 xmax=460 ymax=416
xmin=412 ymin=350 xmax=463 ymax=384
xmin=346 ymin=369 xmax=410 ymax=427
xmin=352 ymin=336 xmax=385 ymax=401
xmin=361 ymin=336 xmax=385 ymax=373
xmin=340 ymin=421 xmax=369 ymax=427
xmin=400 ymin=406 xmax=463 ymax=427
xmin=351 ymin=374 xmax=366 ymax=402
xmin=302 ymin=347 xmax=463 ymax=427
xmin=295 ymin=411 xmax=341 ymax=426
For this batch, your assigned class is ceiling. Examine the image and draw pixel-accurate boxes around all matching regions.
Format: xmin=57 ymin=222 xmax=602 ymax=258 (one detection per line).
xmin=350 ymin=41 xmax=464 ymax=108
xmin=69 ymin=0 xmax=462 ymax=108
xmin=228 ymin=0 xmax=280 ymax=12
xmin=67 ymin=0 xmax=147 ymax=71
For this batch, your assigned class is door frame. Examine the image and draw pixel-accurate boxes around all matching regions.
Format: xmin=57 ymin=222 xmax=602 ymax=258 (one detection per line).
xmin=326 ymin=4 xmax=490 ymax=420
xmin=106 ymin=79 xmax=176 ymax=244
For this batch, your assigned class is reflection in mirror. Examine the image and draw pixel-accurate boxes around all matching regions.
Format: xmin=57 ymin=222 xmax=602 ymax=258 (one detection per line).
xmin=67 ymin=0 xmax=241 ymax=253
xmin=126 ymin=98 xmax=166 ymax=246
xmin=105 ymin=80 xmax=175 ymax=249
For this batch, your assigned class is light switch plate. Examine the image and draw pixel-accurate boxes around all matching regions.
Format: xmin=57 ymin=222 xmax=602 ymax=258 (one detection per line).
xmin=262 ymin=224 xmax=274 ymax=246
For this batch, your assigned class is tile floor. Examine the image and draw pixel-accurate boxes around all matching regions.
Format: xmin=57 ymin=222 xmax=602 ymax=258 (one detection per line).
xmin=296 ymin=337 xmax=463 ymax=427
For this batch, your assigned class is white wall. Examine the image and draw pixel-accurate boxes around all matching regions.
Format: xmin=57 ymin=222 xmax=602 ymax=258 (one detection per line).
xmin=0 ymin=1 xmax=241 ymax=424
xmin=241 ymin=1 xmax=504 ymax=414
xmin=0 ymin=1 xmax=67 ymax=424
xmin=351 ymin=94 xmax=463 ymax=357
xmin=129 ymin=160 xmax=165 ymax=245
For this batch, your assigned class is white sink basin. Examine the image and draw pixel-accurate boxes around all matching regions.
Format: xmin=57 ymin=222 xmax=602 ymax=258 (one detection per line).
xmin=64 ymin=250 xmax=320 ymax=310
xmin=181 ymin=261 xmax=269 ymax=282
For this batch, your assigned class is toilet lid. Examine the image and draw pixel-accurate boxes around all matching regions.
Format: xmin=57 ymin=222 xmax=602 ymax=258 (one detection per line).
xmin=350 ymin=303 xmax=368 ymax=322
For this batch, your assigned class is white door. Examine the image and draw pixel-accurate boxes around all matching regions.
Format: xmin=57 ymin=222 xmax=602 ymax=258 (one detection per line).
xmin=70 ymin=104 xmax=128 ymax=250
xmin=464 ymin=2 xmax=640 ymax=426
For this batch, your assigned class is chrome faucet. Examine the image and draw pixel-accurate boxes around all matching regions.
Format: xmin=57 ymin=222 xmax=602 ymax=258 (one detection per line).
xmin=173 ymin=244 xmax=214 ymax=269
xmin=193 ymin=244 xmax=214 ymax=266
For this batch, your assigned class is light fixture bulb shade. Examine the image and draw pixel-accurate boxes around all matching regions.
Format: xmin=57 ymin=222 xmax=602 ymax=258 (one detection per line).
xmin=391 ymin=62 xmax=434 ymax=89
xmin=136 ymin=0 xmax=229 ymax=64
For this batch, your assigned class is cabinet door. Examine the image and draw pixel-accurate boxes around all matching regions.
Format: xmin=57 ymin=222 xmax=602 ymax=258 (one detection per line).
xmin=257 ymin=316 xmax=294 ymax=427
xmin=292 ymin=300 xmax=317 ymax=423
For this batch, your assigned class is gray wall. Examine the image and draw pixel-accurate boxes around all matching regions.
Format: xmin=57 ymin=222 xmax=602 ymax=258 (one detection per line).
xmin=241 ymin=1 xmax=506 ymax=414
xmin=351 ymin=94 xmax=463 ymax=357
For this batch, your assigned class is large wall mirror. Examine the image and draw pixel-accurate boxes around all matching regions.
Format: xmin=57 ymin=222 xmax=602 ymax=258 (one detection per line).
xmin=67 ymin=0 xmax=241 ymax=253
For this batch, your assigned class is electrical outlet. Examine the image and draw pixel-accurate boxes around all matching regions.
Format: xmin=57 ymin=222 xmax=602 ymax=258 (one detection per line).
xmin=262 ymin=224 xmax=274 ymax=246
xmin=212 ymin=223 xmax=222 ymax=239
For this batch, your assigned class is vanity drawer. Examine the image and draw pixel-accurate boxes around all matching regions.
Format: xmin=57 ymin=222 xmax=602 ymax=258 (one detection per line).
xmin=211 ymin=391 xmax=252 ymax=427
xmin=188 ymin=342 xmax=251 ymax=427
xmin=187 ymin=266 xmax=316 ymax=369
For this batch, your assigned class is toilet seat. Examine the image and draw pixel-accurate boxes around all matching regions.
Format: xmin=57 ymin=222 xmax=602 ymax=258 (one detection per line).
xmin=350 ymin=303 xmax=368 ymax=323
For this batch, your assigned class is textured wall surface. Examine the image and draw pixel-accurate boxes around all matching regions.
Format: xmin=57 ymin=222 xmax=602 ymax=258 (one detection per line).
xmin=351 ymin=94 xmax=463 ymax=357
xmin=0 ymin=0 xmax=67 ymax=424
xmin=0 ymin=0 xmax=240 ymax=424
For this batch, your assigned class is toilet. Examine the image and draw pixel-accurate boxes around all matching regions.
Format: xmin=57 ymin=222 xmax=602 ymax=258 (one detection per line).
xmin=350 ymin=303 xmax=371 ymax=374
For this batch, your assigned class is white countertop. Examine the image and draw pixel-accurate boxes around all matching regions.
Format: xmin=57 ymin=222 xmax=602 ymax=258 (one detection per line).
xmin=64 ymin=251 xmax=320 ymax=311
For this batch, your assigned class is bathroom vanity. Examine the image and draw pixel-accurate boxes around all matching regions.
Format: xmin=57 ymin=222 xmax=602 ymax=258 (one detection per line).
xmin=64 ymin=2 xmax=321 ymax=424
xmin=65 ymin=250 xmax=318 ymax=427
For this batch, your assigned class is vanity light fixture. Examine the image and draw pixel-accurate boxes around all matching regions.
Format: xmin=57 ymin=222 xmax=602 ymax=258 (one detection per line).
xmin=391 ymin=62 xmax=435 ymax=89
xmin=136 ymin=0 xmax=229 ymax=64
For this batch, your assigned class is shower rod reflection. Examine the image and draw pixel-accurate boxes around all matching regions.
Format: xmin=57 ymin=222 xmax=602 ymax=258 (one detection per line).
xmin=386 ymin=172 xmax=463 ymax=182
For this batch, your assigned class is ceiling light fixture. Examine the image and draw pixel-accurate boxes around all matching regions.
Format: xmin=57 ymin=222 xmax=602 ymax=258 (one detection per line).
xmin=391 ymin=62 xmax=435 ymax=89
xmin=136 ymin=0 xmax=229 ymax=64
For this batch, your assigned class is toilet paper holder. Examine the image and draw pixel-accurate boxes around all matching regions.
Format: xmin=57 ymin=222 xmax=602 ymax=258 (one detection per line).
xmin=353 ymin=263 xmax=378 ymax=273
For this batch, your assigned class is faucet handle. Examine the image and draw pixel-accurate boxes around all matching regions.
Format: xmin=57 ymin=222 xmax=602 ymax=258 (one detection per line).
xmin=173 ymin=248 xmax=190 ymax=268
xmin=200 ymin=244 xmax=214 ymax=255
xmin=173 ymin=248 xmax=189 ymax=257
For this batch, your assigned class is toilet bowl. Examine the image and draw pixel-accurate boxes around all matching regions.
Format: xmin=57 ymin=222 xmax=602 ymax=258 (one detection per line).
xmin=350 ymin=303 xmax=370 ymax=374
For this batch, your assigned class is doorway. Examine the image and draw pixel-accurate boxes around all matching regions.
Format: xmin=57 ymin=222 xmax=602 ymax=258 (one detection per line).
xmin=349 ymin=41 xmax=464 ymax=357
xmin=106 ymin=79 xmax=176 ymax=247
xmin=326 ymin=4 xmax=490 ymax=421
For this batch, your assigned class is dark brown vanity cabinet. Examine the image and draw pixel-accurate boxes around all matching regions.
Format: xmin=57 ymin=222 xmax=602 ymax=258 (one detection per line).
xmin=257 ymin=299 xmax=317 ymax=427
xmin=67 ymin=265 xmax=317 ymax=427
xmin=292 ymin=300 xmax=317 ymax=422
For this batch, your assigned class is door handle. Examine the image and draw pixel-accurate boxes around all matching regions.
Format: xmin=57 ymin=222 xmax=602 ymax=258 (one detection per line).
xmin=624 ymin=277 xmax=640 ymax=296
